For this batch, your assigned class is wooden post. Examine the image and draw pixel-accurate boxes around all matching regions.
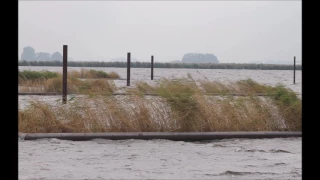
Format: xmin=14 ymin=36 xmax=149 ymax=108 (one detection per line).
xmin=62 ymin=45 xmax=68 ymax=104
xmin=127 ymin=52 xmax=131 ymax=86
xmin=151 ymin=55 xmax=154 ymax=80
xmin=294 ymin=56 xmax=296 ymax=84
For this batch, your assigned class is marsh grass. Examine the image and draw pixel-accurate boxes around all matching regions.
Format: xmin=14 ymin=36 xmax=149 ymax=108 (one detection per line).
xmin=19 ymin=70 xmax=58 ymax=80
xmin=154 ymin=78 xmax=200 ymax=131
xmin=19 ymin=69 xmax=120 ymax=80
xmin=19 ymin=96 xmax=172 ymax=133
xmin=18 ymin=78 xmax=301 ymax=133
xmin=40 ymin=76 xmax=115 ymax=95
xmin=200 ymin=80 xmax=233 ymax=94
xmin=135 ymin=81 xmax=157 ymax=93
xmin=18 ymin=101 xmax=72 ymax=133
xmin=267 ymin=84 xmax=302 ymax=130
xmin=19 ymin=69 xmax=118 ymax=94
xmin=68 ymin=69 xmax=120 ymax=79
xmin=199 ymin=78 xmax=272 ymax=95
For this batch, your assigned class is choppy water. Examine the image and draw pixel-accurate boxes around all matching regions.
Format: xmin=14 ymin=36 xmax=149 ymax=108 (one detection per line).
xmin=18 ymin=67 xmax=302 ymax=179
xmin=19 ymin=138 xmax=301 ymax=180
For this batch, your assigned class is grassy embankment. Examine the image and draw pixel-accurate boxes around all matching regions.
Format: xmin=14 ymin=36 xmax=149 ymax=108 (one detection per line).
xmin=18 ymin=71 xmax=301 ymax=133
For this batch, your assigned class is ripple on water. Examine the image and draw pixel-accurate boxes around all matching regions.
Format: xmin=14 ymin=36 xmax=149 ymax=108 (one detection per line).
xmin=18 ymin=137 xmax=301 ymax=180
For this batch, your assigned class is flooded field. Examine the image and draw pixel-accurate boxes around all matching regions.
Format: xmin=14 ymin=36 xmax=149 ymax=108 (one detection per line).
xmin=18 ymin=66 xmax=302 ymax=180
xmin=19 ymin=137 xmax=301 ymax=180
xmin=18 ymin=66 xmax=302 ymax=94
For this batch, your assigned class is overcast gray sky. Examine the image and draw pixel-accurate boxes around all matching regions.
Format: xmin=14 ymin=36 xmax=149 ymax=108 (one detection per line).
xmin=19 ymin=0 xmax=301 ymax=63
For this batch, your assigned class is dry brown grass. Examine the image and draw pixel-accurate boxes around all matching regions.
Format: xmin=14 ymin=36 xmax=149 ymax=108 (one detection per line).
xmin=135 ymin=81 xmax=157 ymax=93
xmin=19 ymin=75 xmax=116 ymax=95
xmin=18 ymin=94 xmax=300 ymax=133
xmin=19 ymin=78 xmax=47 ymax=92
xmin=19 ymin=69 xmax=119 ymax=94
xmin=18 ymin=78 xmax=301 ymax=133
xmin=68 ymin=69 xmax=120 ymax=79
xmin=18 ymin=101 xmax=73 ymax=133
xmin=19 ymin=96 xmax=173 ymax=133
xmin=199 ymin=79 xmax=272 ymax=95
xmin=199 ymin=80 xmax=233 ymax=94
xmin=107 ymin=72 xmax=121 ymax=79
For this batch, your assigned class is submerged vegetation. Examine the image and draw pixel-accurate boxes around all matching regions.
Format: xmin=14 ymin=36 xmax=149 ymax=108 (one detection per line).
xmin=18 ymin=76 xmax=301 ymax=133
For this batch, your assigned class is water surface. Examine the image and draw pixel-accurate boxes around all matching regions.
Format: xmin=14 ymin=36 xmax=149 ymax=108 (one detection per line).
xmin=19 ymin=137 xmax=301 ymax=180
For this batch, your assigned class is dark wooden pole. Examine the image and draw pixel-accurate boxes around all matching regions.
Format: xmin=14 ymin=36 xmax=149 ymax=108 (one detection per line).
xmin=151 ymin=55 xmax=154 ymax=80
xmin=127 ymin=52 xmax=131 ymax=86
xmin=62 ymin=45 xmax=68 ymax=104
xmin=294 ymin=56 xmax=296 ymax=84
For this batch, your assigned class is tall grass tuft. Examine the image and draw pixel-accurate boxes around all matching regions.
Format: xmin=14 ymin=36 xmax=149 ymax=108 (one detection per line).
xmin=236 ymin=79 xmax=271 ymax=94
xmin=200 ymin=78 xmax=272 ymax=94
xmin=135 ymin=81 xmax=156 ymax=93
xmin=268 ymin=84 xmax=301 ymax=130
xmin=155 ymin=78 xmax=201 ymax=131
xmin=19 ymin=70 xmax=117 ymax=94
xmin=68 ymin=69 xmax=120 ymax=79
xmin=18 ymin=100 xmax=73 ymax=133
xmin=200 ymin=80 xmax=233 ymax=94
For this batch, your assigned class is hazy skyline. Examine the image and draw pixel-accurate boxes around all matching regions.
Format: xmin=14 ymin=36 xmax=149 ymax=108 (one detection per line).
xmin=19 ymin=1 xmax=301 ymax=63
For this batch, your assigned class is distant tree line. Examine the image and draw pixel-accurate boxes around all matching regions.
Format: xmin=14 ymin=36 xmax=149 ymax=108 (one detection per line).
xmin=18 ymin=60 xmax=302 ymax=70
xmin=21 ymin=46 xmax=63 ymax=61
